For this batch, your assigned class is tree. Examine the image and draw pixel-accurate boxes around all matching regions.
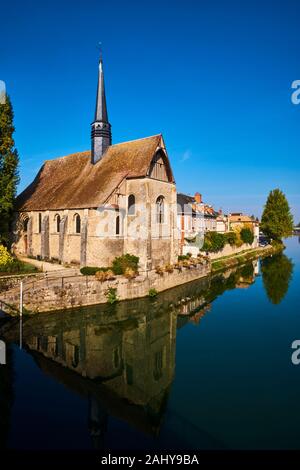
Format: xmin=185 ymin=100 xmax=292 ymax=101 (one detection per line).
xmin=240 ymin=227 xmax=254 ymax=244
xmin=260 ymin=189 xmax=293 ymax=240
xmin=261 ymin=253 xmax=293 ymax=305
xmin=0 ymin=95 xmax=19 ymax=245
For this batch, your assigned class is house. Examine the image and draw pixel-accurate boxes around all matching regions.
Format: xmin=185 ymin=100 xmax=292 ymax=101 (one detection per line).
xmin=12 ymin=55 xmax=178 ymax=271
xmin=177 ymin=192 xmax=218 ymax=255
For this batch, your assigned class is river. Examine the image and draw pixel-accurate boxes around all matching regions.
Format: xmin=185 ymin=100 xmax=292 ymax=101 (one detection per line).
xmin=0 ymin=237 xmax=299 ymax=450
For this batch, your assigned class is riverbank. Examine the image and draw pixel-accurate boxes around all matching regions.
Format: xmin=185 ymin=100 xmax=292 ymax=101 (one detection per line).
xmin=211 ymin=243 xmax=283 ymax=273
xmin=0 ymin=244 xmax=281 ymax=315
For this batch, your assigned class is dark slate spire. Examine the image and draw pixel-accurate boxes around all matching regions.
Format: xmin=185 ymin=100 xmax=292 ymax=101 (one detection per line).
xmin=91 ymin=52 xmax=112 ymax=164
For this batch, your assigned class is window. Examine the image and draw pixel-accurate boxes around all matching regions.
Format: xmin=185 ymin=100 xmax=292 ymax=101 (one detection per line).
xmin=38 ymin=213 xmax=42 ymax=233
xmin=156 ymin=196 xmax=165 ymax=224
xmin=23 ymin=217 xmax=29 ymax=232
xmin=55 ymin=214 xmax=61 ymax=233
xmin=116 ymin=215 xmax=120 ymax=235
xmin=153 ymin=349 xmax=163 ymax=381
xmin=128 ymin=194 xmax=135 ymax=215
xmin=74 ymin=214 xmax=81 ymax=234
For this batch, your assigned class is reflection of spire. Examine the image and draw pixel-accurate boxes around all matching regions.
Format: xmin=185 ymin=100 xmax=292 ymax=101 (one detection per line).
xmin=88 ymin=395 xmax=107 ymax=450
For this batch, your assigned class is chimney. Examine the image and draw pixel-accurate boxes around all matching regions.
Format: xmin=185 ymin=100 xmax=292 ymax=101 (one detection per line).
xmin=194 ymin=192 xmax=202 ymax=204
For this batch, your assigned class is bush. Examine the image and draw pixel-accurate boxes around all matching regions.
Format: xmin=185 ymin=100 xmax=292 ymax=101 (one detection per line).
xmin=124 ymin=267 xmax=137 ymax=279
xmin=148 ymin=288 xmax=158 ymax=297
xmin=178 ymin=254 xmax=191 ymax=261
xmin=106 ymin=287 xmax=118 ymax=304
xmin=224 ymin=231 xmax=238 ymax=246
xmin=201 ymin=232 xmax=226 ymax=253
xmin=240 ymin=228 xmax=254 ymax=245
xmin=155 ymin=265 xmax=164 ymax=275
xmin=95 ymin=269 xmax=115 ymax=282
xmin=0 ymin=245 xmax=13 ymax=268
xmin=164 ymin=263 xmax=174 ymax=273
xmin=80 ymin=266 xmax=110 ymax=276
xmin=112 ymin=254 xmax=139 ymax=275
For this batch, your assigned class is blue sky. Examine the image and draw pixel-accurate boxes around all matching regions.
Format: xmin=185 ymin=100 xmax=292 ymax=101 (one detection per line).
xmin=1 ymin=0 xmax=299 ymax=221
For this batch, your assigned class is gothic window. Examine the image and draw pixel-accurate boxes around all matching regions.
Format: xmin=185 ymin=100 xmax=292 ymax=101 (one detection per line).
xmin=128 ymin=194 xmax=135 ymax=215
xmin=23 ymin=217 xmax=29 ymax=232
xmin=38 ymin=213 xmax=42 ymax=233
xmin=116 ymin=215 xmax=120 ymax=235
xmin=156 ymin=196 xmax=165 ymax=224
xmin=74 ymin=214 xmax=81 ymax=234
xmin=55 ymin=214 xmax=61 ymax=233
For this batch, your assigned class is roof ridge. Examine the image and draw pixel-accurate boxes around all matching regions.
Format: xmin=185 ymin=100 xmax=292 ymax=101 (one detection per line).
xmin=111 ymin=134 xmax=161 ymax=147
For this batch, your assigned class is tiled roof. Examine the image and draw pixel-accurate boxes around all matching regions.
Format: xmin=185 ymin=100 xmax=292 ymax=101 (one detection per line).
xmin=16 ymin=135 xmax=173 ymax=211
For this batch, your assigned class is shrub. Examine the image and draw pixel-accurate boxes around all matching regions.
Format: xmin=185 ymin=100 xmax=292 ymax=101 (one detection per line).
xmin=178 ymin=253 xmax=192 ymax=261
xmin=155 ymin=265 xmax=164 ymax=275
xmin=112 ymin=253 xmax=139 ymax=275
xmin=106 ymin=287 xmax=118 ymax=304
xmin=95 ymin=269 xmax=115 ymax=282
xmin=201 ymin=232 xmax=226 ymax=253
xmin=80 ymin=266 xmax=110 ymax=275
xmin=0 ymin=245 xmax=13 ymax=268
xmin=240 ymin=228 xmax=254 ymax=245
xmin=148 ymin=288 xmax=158 ymax=297
xmin=124 ymin=267 xmax=137 ymax=279
xmin=224 ymin=231 xmax=238 ymax=246
xmin=164 ymin=263 xmax=174 ymax=273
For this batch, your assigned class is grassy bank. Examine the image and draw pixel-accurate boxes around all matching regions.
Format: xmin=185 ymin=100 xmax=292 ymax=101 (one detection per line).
xmin=0 ymin=259 xmax=39 ymax=277
xmin=211 ymin=244 xmax=283 ymax=273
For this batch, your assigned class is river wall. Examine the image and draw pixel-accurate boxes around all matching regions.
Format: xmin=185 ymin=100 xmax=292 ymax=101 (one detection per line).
xmin=0 ymin=262 xmax=210 ymax=314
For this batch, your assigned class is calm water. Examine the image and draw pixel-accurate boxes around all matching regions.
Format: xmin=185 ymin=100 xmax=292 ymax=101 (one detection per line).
xmin=0 ymin=237 xmax=299 ymax=450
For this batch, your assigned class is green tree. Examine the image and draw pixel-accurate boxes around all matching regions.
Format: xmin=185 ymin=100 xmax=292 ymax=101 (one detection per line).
xmin=261 ymin=189 xmax=293 ymax=241
xmin=0 ymin=95 xmax=20 ymax=245
xmin=261 ymin=253 xmax=293 ymax=305
xmin=240 ymin=227 xmax=254 ymax=244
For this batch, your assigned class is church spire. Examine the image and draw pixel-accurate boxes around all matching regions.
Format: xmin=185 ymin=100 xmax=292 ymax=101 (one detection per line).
xmin=91 ymin=51 xmax=112 ymax=164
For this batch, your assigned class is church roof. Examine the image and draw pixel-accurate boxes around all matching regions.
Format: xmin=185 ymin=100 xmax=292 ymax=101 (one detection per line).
xmin=16 ymin=134 xmax=173 ymax=211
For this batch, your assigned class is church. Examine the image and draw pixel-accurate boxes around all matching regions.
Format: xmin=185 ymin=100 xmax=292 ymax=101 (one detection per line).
xmin=12 ymin=56 xmax=178 ymax=271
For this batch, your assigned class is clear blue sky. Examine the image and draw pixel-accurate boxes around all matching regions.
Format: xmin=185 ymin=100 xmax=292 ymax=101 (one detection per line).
xmin=1 ymin=0 xmax=299 ymax=221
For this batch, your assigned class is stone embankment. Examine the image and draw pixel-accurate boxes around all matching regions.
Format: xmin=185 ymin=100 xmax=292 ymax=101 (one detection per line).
xmin=0 ymin=244 xmax=280 ymax=314
xmin=0 ymin=262 xmax=210 ymax=314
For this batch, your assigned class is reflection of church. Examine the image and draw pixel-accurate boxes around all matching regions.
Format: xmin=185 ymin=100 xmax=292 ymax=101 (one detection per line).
xmin=15 ymin=306 xmax=177 ymax=446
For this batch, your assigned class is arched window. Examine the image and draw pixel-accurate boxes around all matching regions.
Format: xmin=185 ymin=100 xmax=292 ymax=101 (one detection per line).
xmin=23 ymin=217 xmax=29 ymax=232
xmin=156 ymin=196 xmax=165 ymax=224
xmin=74 ymin=214 xmax=81 ymax=234
xmin=55 ymin=214 xmax=61 ymax=233
xmin=38 ymin=213 xmax=42 ymax=233
xmin=116 ymin=215 xmax=120 ymax=235
xmin=128 ymin=194 xmax=135 ymax=215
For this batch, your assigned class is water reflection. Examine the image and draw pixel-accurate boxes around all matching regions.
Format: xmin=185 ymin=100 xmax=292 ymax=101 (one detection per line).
xmin=0 ymin=261 xmax=264 ymax=448
xmin=261 ymin=253 xmax=294 ymax=305
xmin=0 ymin=344 xmax=14 ymax=449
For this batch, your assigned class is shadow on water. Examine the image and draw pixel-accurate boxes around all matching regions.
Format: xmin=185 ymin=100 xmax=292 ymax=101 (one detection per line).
xmin=0 ymin=252 xmax=294 ymax=449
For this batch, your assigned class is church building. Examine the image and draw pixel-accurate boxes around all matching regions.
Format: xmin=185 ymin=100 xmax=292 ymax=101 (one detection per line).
xmin=13 ymin=55 xmax=178 ymax=271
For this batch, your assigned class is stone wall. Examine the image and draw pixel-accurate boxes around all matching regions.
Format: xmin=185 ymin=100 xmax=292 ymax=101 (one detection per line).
xmin=0 ymin=262 xmax=210 ymax=313
xmin=207 ymin=241 xmax=259 ymax=260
